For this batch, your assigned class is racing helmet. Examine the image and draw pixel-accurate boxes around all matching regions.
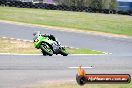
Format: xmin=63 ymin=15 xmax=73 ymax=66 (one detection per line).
xmin=33 ymin=31 xmax=41 ymax=36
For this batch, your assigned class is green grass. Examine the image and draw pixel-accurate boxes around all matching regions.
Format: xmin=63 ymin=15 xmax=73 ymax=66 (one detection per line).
xmin=0 ymin=7 xmax=132 ymax=36
xmin=31 ymin=81 xmax=132 ymax=88
xmin=67 ymin=48 xmax=103 ymax=54
xmin=0 ymin=38 xmax=104 ymax=54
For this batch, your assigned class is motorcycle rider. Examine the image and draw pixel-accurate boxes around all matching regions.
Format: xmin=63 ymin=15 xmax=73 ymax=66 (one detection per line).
xmin=33 ymin=31 xmax=57 ymax=42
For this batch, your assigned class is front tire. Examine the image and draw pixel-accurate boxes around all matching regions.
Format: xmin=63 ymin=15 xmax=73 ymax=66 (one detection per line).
xmin=40 ymin=43 xmax=53 ymax=56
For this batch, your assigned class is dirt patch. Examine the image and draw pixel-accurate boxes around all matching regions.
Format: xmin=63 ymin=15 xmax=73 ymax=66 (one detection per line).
xmin=0 ymin=37 xmax=40 ymax=54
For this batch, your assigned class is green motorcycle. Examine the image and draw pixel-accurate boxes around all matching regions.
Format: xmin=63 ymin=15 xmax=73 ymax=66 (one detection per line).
xmin=33 ymin=33 xmax=68 ymax=56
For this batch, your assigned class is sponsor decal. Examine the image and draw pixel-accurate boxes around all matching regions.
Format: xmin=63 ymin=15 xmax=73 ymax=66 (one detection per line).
xmin=76 ymin=66 xmax=131 ymax=85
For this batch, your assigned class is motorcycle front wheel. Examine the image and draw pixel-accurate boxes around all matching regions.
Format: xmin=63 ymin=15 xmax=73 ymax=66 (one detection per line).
xmin=40 ymin=43 xmax=53 ymax=56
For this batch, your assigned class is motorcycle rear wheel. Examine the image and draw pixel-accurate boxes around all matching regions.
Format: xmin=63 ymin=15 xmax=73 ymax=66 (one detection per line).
xmin=59 ymin=47 xmax=68 ymax=56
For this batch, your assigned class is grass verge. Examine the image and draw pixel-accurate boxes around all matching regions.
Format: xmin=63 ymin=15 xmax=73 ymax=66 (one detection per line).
xmin=0 ymin=7 xmax=132 ymax=36
xmin=0 ymin=37 xmax=104 ymax=54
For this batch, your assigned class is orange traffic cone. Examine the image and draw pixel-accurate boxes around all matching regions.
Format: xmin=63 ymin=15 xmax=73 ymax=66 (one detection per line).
xmin=77 ymin=65 xmax=86 ymax=76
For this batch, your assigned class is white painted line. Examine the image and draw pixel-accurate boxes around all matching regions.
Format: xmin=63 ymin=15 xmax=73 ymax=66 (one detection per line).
xmin=2 ymin=37 xmax=7 ymax=39
xmin=72 ymin=53 xmax=110 ymax=56
xmin=28 ymin=40 xmax=33 ymax=43
xmin=0 ymin=53 xmax=111 ymax=56
xmin=10 ymin=38 xmax=15 ymax=40
xmin=23 ymin=40 xmax=32 ymax=42
xmin=0 ymin=53 xmax=42 ymax=56
xmin=16 ymin=39 xmax=21 ymax=41
xmin=68 ymin=66 xmax=94 ymax=69
xmin=64 ymin=46 xmax=79 ymax=49
xmin=108 ymin=53 xmax=112 ymax=55
xmin=1 ymin=37 xmax=33 ymax=43
xmin=23 ymin=40 xmax=28 ymax=42
xmin=0 ymin=37 xmax=112 ymax=55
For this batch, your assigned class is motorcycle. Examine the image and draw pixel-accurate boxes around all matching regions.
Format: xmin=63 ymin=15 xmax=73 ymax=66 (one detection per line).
xmin=33 ymin=33 xmax=68 ymax=56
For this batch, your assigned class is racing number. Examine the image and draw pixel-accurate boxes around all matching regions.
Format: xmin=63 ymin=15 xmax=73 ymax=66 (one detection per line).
xmin=34 ymin=39 xmax=39 ymax=43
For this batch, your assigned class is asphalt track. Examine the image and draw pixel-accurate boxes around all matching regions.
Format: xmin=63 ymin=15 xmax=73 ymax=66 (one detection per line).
xmin=0 ymin=21 xmax=132 ymax=88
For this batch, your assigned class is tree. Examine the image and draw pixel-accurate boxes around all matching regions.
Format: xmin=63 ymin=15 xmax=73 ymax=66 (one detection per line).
xmin=90 ymin=0 xmax=117 ymax=9
xmin=101 ymin=0 xmax=109 ymax=9
xmin=54 ymin=0 xmax=117 ymax=10
xmin=90 ymin=0 xmax=102 ymax=9
xmin=110 ymin=0 xmax=117 ymax=10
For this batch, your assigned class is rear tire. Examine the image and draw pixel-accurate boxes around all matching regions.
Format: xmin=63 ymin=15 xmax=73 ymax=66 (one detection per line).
xmin=59 ymin=47 xmax=68 ymax=56
xmin=40 ymin=43 xmax=53 ymax=56
xmin=41 ymin=51 xmax=47 ymax=56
